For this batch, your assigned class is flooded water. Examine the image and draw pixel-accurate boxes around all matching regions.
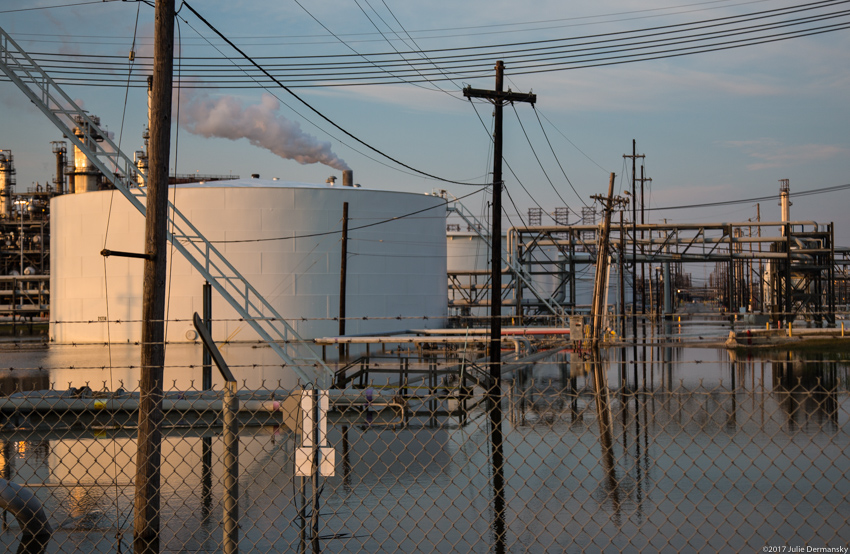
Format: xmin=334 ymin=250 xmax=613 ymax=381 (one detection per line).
xmin=0 ymin=339 xmax=848 ymax=552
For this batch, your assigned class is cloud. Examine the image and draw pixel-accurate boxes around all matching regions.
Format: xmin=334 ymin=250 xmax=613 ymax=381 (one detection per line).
xmin=720 ymin=138 xmax=848 ymax=170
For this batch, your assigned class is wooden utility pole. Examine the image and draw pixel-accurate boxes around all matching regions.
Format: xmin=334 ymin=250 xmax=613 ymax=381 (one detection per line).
xmin=463 ymin=61 xmax=536 ymax=390
xmin=135 ymin=1 xmax=174 ymax=552
xmin=623 ymin=141 xmax=644 ymax=334
xmin=623 ymin=142 xmax=644 ymax=390
xmin=757 ymin=203 xmax=762 ymax=311
xmin=463 ymin=61 xmax=535 ymax=553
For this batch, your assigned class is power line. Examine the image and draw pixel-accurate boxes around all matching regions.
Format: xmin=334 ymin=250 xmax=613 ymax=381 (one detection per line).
xmin=202 ymin=186 xmax=487 ymax=244
xmin=24 ymin=13 xmax=850 ymax=83
xmin=647 ymin=183 xmax=850 ymax=211
xmin=507 ymin=15 xmax=850 ymax=77
xmin=0 ymin=1 xmax=105 ymax=14
xmin=376 ymin=0 xmax=468 ymax=92
xmin=530 ymin=109 xmax=592 ymax=216
xmin=8 ymin=1 xmax=849 ymax=88
xmin=179 ymin=1 xmax=484 ymax=186
xmin=511 ymin=103 xmax=572 ymax=210
xmin=2 ymin=0 xmax=774 ymax=40
xmin=351 ymin=0 xmax=443 ymax=90
xmin=534 ymin=109 xmax=610 ymax=176
xmin=290 ymin=0 xmax=451 ymax=95
xmin=174 ymin=14 xmax=442 ymax=184
xmin=467 ymin=97 xmax=549 ymax=218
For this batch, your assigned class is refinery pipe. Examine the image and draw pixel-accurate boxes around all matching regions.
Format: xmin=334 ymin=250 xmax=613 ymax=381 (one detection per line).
xmin=0 ymin=478 xmax=51 ymax=553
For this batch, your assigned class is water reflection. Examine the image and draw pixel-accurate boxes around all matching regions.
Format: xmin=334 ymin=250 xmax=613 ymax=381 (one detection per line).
xmin=772 ymin=350 xmax=841 ymax=432
xmin=589 ymin=347 xmax=621 ymax=519
xmin=0 ymin=342 xmax=847 ymax=551
xmin=503 ymin=344 xmax=850 ymax=550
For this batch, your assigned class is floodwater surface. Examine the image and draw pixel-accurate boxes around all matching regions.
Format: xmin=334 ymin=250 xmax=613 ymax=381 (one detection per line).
xmin=0 ymin=340 xmax=847 ymax=552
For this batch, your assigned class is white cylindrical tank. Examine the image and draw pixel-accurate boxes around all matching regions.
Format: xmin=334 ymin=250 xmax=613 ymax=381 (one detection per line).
xmin=446 ymin=231 xmax=509 ymax=318
xmin=50 ymin=179 xmax=448 ymax=346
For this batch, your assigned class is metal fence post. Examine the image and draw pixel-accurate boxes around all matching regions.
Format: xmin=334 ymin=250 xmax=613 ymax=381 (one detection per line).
xmin=311 ymin=387 xmax=320 ymax=554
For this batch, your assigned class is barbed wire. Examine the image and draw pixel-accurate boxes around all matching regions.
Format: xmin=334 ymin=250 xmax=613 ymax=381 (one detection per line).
xmin=0 ymin=375 xmax=846 ymax=393
xmin=1 ymin=351 xmax=847 ymax=372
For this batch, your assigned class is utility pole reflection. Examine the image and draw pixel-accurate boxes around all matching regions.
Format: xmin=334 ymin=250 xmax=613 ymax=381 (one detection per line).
xmin=589 ymin=347 xmax=621 ymax=517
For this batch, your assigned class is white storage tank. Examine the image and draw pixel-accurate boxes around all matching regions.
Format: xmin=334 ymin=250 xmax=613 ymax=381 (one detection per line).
xmin=50 ymin=178 xmax=448 ymax=345
xmin=446 ymin=230 xmax=509 ymax=318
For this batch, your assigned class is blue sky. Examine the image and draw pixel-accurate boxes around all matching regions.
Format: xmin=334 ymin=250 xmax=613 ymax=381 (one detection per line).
xmin=1 ymin=0 xmax=848 ymax=242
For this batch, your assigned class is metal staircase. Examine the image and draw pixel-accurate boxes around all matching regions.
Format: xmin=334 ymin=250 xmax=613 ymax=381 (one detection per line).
xmin=0 ymin=27 xmax=334 ymax=387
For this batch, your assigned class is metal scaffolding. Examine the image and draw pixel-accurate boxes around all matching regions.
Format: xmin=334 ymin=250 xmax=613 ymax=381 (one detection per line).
xmin=504 ymin=220 xmax=839 ymax=325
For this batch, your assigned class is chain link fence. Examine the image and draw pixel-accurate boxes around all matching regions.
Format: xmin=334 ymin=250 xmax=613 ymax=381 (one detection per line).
xmin=0 ymin=354 xmax=848 ymax=552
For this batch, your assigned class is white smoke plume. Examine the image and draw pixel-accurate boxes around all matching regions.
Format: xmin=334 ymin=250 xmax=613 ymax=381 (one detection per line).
xmin=179 ymin=92 xmax=349 ymax=170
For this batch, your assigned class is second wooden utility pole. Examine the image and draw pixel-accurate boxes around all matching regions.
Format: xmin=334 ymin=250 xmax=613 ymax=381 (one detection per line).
xmin=590 ymin=174 xmax=624 ymax=343
xmin=135 ymin=0 xmax=174 ymax=552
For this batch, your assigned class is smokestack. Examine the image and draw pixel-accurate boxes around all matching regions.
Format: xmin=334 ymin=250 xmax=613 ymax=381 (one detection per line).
xmin=134 ymin=150 xmax=148 ymax=186
xmin=779 ymin=179 xmax=791 ymax=223
xmin=0 ymin=151 xmax=12 ymax=218
xmin=52 ymin=141 xmax=66 ymax=194
xmin=342 ymin=169 xmax=353 ymax=187
xmin=72 ymin=115 xmax=104 ymax=193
